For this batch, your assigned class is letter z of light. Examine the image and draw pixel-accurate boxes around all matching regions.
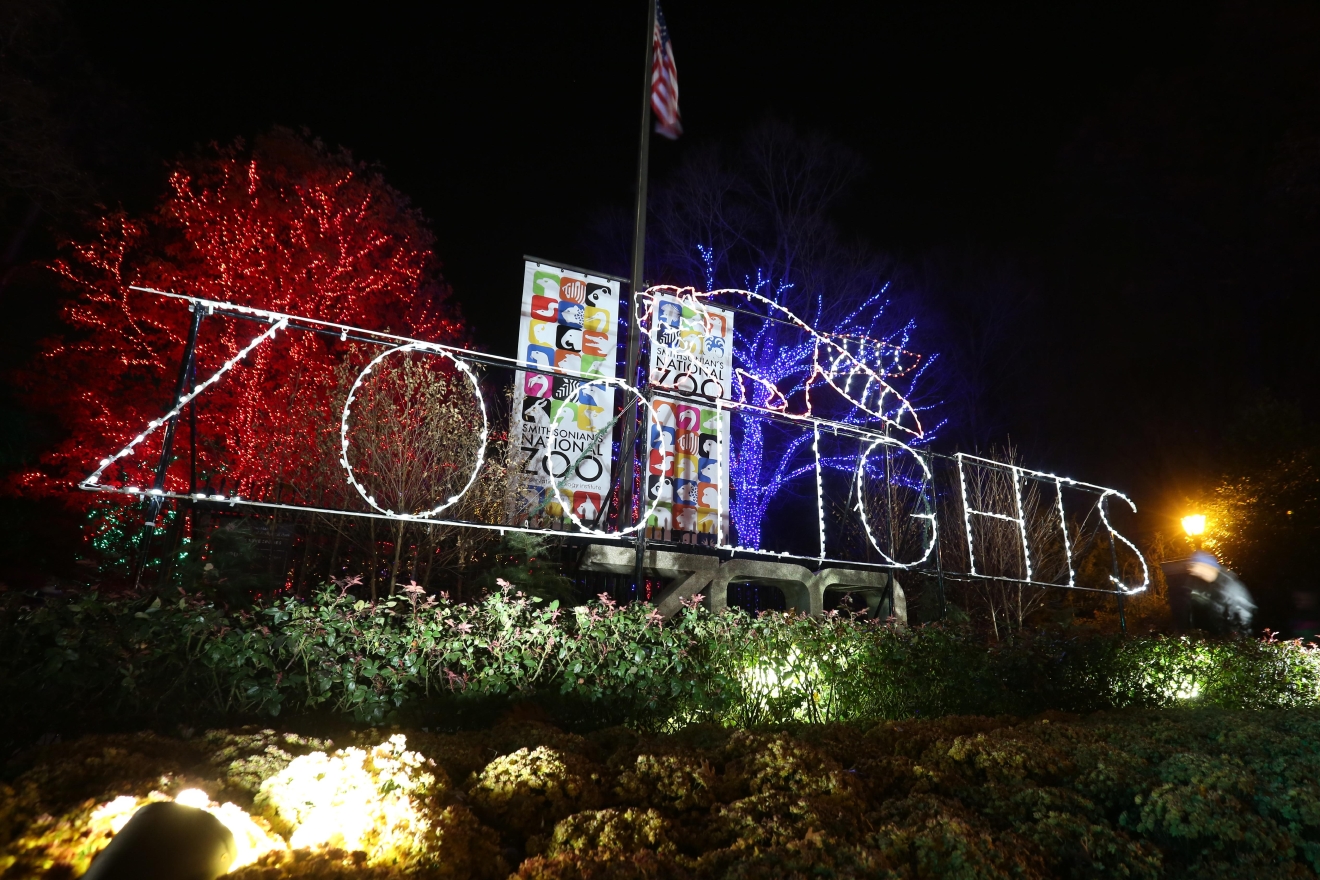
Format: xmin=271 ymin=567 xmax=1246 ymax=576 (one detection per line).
xmin=82 ymin=316 xmax=288 ymax=491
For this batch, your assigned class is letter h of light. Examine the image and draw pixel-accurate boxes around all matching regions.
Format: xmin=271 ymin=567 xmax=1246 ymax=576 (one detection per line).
xmin=955 ymin=453 xmax=1033 ymax=583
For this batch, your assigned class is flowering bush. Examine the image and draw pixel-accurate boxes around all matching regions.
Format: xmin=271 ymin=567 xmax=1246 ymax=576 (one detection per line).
xmin=5 ymin=711 xmax=1320 ymax=878
xmin=3 ymin=581 xmax=1320 ymax=751
xmin=468 ymin=747 xmax=604 ymax=840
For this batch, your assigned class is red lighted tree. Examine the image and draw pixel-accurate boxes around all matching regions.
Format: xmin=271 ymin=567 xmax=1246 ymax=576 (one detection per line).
xmin=16 ymin=129 xmax=465 ymax=514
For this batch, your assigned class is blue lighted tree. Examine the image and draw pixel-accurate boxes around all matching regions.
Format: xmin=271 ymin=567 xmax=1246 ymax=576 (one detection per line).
xmin=699 ymin=255 xmax=940 ymax=548
xmin=642 ymin=122 xmax=944 ymax=548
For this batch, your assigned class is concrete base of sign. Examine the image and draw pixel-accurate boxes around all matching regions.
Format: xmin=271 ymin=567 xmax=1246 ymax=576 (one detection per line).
xmin=579 ymin=545 xmax=905 ymax=624
xmin=576 ymin=546 xmax=721 ymax=617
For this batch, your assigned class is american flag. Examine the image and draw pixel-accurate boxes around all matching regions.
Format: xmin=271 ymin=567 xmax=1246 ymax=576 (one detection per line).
xmin=651 ymin=4 xmax=682 ymax=139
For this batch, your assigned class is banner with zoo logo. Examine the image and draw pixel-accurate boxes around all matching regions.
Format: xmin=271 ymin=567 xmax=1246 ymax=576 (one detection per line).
xmin=643 ymin=395 xmax=730 ymax=546
xmin=648 ymin=294 xmax=735 ymax=400
xmin=510 ymin=260 xmax=620 ymax=529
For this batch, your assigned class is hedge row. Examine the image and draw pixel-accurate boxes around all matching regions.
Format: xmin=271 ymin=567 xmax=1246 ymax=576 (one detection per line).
xmin=2 ymin=582 xmax=1319 ymax=739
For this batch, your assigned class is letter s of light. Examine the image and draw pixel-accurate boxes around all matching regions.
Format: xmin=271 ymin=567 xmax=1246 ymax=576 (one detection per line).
xmin=1098 ymin=489 xmax=1150 ymax=594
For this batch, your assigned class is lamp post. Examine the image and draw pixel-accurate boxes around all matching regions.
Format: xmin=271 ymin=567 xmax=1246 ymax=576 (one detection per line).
xmin=1181 ymin=513 xmax=1207 ymax=551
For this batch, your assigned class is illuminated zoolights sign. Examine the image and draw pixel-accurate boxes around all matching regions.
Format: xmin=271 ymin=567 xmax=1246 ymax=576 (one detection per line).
xmin=82 ymin=285 xmax=1149 ymax=598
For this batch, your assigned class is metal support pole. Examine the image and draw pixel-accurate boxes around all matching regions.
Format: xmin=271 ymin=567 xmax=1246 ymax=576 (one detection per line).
xmin=632 ymin=389 xmax=652 ymax=596
xmin=621 ymin=0 xmax=658 ymax=592
xmin=1103 ymin=496 xmax=1128 ymax=634
xmin=164 ymin=346 xmax=202 ymax=589
xmin=934 ymin=526 xmax=947 ymax=621
xmin=924 ymin=457 xmax=946 ymax=621
xmin=633 ymin=521 xmax=648 ymax=600
xmin=188 ymin=359 xmax=198 ymax=496
xmin=617 ymin=0 xmax=660 ymax=551
xmin=883 ymin=423 xmax=897 ymax=564
xmin=883 ymin=424 xmax=897 ymax=618
xmin=133 ymin=304 xmax=204 ymax=588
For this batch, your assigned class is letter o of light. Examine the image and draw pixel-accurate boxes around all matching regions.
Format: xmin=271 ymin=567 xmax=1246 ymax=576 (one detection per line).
xmin=340 ymin=342 xmax=488 ymax=518
xmin=544 ymin=378 xmax=660 ymax=537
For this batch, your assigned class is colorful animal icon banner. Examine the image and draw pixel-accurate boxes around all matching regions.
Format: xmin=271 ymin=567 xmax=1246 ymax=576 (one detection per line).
xmin=510 ymin=260 xmax=621 ymax=528
xmin=643 ymin=394 xmax=731 ymax=546
xmin=648 ymin=294 xmax=735 ymax=400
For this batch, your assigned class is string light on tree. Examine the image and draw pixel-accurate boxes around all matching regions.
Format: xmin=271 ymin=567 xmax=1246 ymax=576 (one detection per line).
xmin=637 ymin=280 xmax=940 ymax=549
xmin=21 ymin=132 xmax=466 ymax=560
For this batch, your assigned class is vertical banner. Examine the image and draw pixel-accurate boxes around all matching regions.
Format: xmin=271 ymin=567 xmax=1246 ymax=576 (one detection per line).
xmin=510 ymin=260 xmax=621 ymax=529
xmin=645 ymin=397 xmax=730 ymax=545
xmin=644 ymin=294 xmax=734 ymax=545
xmin=647 ymin=294 xmax=734 ymax=398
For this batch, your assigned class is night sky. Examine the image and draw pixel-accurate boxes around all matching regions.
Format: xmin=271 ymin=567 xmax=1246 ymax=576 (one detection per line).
xmin=7 ymin=0 xmax=1319 ymax=539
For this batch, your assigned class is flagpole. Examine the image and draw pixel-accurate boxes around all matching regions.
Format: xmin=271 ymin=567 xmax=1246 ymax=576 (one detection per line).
xmin=619 ymin=0 xmax=657 ymax=584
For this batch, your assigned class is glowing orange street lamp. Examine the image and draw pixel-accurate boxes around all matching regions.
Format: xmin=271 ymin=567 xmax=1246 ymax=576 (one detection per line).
xmin=1182 ymin=514 xmax=1206 ymax=550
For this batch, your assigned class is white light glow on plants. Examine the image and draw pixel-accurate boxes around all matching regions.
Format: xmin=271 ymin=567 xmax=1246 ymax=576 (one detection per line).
xmin=257 ymin=734 xmax=435 ymax=864
xmin=84 ymin=736 xmax=438 ymax=873
xmin=172 ymin=788 xmax=287 ymax=870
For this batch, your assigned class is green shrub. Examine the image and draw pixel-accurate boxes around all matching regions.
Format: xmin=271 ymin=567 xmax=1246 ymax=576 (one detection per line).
xmin=3 ymin=582 xmax=1319 ymax=747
